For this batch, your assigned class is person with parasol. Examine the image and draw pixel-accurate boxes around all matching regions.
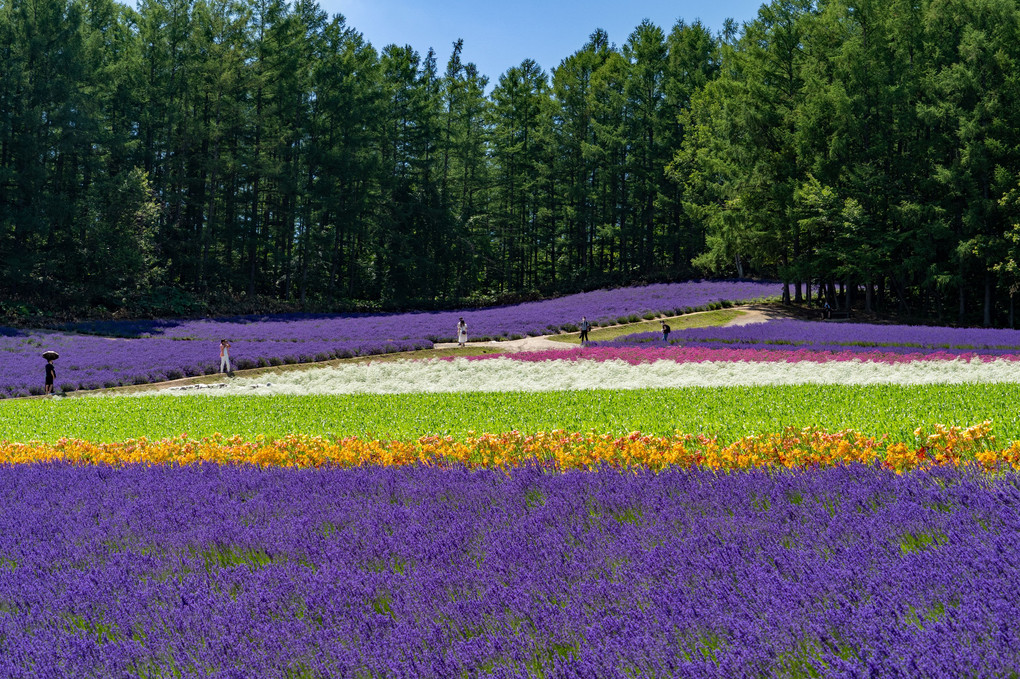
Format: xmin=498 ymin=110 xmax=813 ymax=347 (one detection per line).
xmin=42 ymin=351 xmax=58 ymax=394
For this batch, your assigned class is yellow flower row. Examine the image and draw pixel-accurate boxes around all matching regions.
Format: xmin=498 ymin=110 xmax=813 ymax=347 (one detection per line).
xmin=1 ymin=422 xmax=1016 ymax=472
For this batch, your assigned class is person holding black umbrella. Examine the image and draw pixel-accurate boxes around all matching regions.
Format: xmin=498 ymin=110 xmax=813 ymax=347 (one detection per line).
xmin=44 ymin=357 xmax=56 ymax=394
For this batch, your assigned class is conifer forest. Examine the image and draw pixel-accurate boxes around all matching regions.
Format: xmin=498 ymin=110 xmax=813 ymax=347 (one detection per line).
xmin=2 ymin=0 xmax=1019 ymax=323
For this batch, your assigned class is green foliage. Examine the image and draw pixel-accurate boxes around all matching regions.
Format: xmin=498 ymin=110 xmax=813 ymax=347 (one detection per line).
xmin=4 ymin=383 xmax=1020 ymax=443
xmin=897 ymin=530 xmax=948 ymax=555
xmin=195 ymin=543 xmax=274 ymax=572
xmin=78 ymin=168 xmax=162 ymax=302
xmin=3 ymin=0 xmax=1020 ymax=323
xmin=546 ymin=308 xmax=744 ymax=343
xmin=0 ymin=0 xmax=726 ymax=315
xmin=671 ymin=0 xmax=1020 ymax=321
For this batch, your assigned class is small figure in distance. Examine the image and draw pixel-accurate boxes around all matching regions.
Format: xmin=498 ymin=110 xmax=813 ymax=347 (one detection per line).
xmin=579 ymin=316 xmax=591 ymax=345
xmin=44 ymin=358 xmax=56 ymax=395
xmin=220 ymin=339 xmax=233 ymax=376
xmin=457 ymin=318 xmax=467 ymax=348
xmin=661 ymin=320 xmax=671 ymax=343
xmin=823 ymin=300 xmax=832 ymax=320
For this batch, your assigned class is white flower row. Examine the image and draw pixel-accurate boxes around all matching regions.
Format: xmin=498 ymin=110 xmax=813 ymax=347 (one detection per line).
xmin=108 ymin=356 xmax=1020 ymax=397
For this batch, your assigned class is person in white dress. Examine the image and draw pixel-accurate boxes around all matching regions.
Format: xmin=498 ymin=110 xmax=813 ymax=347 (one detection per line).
xmin=220 ymin=339 xmax=232 ymax=375
xmin=457 ymin=318 xmax=467 ymax=347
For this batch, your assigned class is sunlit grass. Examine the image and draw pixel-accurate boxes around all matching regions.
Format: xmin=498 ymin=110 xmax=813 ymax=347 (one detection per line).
xmin=546 ymin=308 xmax=746 ymax=344
xmin=5 ymin=383 xmax=1020 ymax=444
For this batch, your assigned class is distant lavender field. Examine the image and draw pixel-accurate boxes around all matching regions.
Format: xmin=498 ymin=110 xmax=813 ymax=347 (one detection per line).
xmin=610 ymin=319 xmax=1020 ymax=356
xmin=0 ymin=281 xmax=777 ymax=397
xmin=1 ymin=464 xmax=1018 ymax=677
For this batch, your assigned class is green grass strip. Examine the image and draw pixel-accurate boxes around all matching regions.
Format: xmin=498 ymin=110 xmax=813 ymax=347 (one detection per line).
xmin=3 ymin=383 xmax=1020 ymax=445
xmin=546 ymin=308 xmax=745 ymax=344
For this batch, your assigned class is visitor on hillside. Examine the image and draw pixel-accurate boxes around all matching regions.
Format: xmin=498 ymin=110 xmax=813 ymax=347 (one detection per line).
xmin=579 ymin=316 xmax=591 ymax=344
xmin=661 ymin=320 xmax=671 ymax=343
xmin=220 ymin=339 xmax=233 ymax=375
xmin=457 ymin=318 xmax=468 ymax=348
xmin=44 ymin=359 xmax=56 ymax=395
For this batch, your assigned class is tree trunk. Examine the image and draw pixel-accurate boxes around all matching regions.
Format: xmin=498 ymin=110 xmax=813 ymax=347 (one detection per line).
xmin=893 ymin=276 xmax=910 ymax=314
xmin=249 ymin=83 xmax=263 ymax=299
xmin=984 ymin=273 xmax=992 ymax=327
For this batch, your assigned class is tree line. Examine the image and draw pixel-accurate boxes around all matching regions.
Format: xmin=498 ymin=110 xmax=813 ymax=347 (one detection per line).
xmin=677 ymin=0 xmax=1020 ymax=326
xmin=1 ymin=0 xmax=1019 ymax=324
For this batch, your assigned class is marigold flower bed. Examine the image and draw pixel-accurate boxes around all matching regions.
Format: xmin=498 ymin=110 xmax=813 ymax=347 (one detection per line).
xmin=2 ymin=422 xmax=1013 ymax=472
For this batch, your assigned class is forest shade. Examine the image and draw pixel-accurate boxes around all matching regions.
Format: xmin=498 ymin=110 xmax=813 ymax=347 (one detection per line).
xmin=1 ymin=0 xmax=1019 ymax=323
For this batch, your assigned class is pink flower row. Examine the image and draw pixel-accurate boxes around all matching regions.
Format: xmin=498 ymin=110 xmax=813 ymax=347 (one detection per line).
xmin=460 ymin=346 xmax=1019 ymax=366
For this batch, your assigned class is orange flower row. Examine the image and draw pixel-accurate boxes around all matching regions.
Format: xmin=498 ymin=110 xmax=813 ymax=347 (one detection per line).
xmin=1 ymin=422 xmax=1015 ymax=472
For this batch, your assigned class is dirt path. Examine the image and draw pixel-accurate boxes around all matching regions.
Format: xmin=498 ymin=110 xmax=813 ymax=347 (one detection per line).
xmin=434 ymin=304 xmax=784 ymax=351
xmin=722 ymin=304 xmax=790 ymax=326
xmin=433 ymin=336 xmax=570 ymax=352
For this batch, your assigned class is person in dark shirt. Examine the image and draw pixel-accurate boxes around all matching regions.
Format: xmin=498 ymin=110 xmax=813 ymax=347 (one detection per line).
xmin=661 ymin=320 xmax=671 ymax=343
xmin=44 ymin=359 xmax=56 ymax=395
xmin=579 ymin=316 xmax=591 ymax=344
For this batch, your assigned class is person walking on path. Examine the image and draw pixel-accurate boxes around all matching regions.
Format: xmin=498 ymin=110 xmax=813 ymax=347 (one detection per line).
xmin=44 ymin=359 xmax=56 ymax=395
xmin=661 ymin=320 xmax=671 ymax=343
xmin=220 ymin=339 xmax=233 ymax=375
xmin=457 ymin=318 xmax=468 ymax=348
xmin=579 ymin=316 xmax=591 ymax=345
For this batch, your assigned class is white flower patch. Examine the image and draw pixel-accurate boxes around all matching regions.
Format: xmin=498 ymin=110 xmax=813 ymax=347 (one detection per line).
xmin=112 ymin=355 xmax=1020 ymax=396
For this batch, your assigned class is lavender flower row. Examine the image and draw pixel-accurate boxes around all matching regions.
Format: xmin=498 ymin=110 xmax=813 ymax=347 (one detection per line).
xmin=468 ymin=345 xmax=1020 ymax=365
xmin=0 ymin=281 xmax=777 ymax=396
xmin=664 ymin=318 xmax=1020 ymax=350
xmin=604 ymin=331 xmax=1020 ymax=357
xmin=0 ymin=336 xmax=428 ymax=397
xmin=64 ymin=280 xmax=777 ymax=342
xmin=1 ymin=464 xmax=1018 ymax=678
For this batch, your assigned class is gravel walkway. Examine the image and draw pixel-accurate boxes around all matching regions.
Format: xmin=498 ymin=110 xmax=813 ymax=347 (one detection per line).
xmin=433 ymin=336 xmax=571 ymax=352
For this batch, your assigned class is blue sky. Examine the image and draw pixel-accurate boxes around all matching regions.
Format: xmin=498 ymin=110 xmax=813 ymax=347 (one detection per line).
xmin=327 ymin=0 xmax=766 ymax=83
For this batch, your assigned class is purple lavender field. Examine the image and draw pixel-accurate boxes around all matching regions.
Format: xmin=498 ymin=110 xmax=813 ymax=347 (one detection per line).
xmin=611 ymin=318 xmax=1020 ymax=356
xmin=1 ymin=464 xmax=1018 ymax=678
xmin=0 ymin=281 xmax=776 ymax=397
